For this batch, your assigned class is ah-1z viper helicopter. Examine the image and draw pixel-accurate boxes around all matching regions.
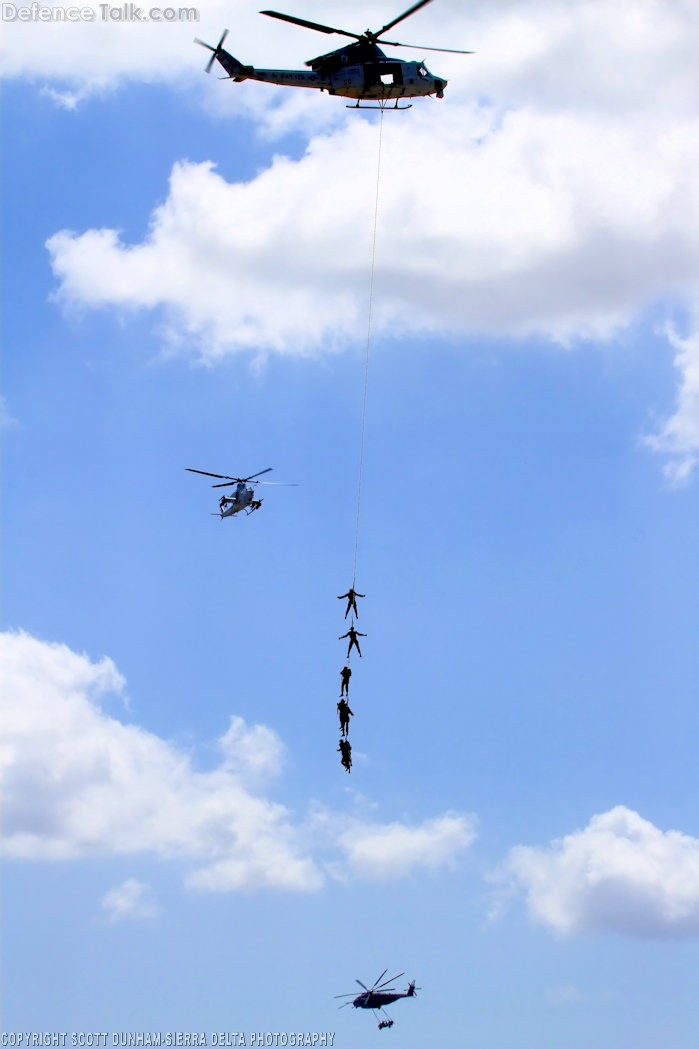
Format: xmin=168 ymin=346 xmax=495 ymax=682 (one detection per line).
xmin=186 ymin=466 xmax=295 ymax=518
xmin=196 ymin=0 xmax=472 ymax=110
xmin=334 ymin=970 xmax=419 ymax=1029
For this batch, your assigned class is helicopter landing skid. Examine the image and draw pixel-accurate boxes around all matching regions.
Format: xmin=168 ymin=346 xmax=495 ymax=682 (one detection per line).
xmin=347 ymin=99 xmax=412 ymax=110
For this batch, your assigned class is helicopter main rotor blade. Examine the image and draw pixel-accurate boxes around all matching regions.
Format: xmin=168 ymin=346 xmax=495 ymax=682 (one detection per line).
xmin=333 ymin=992 xmax=357 ymax=999
xmin=376 ymin=972 xmax=404 ymax=989
xmin=370 ymin=970 xmax=389 ymax=990
xmin=188 ymin=467 xmax=273 ymax=486
xmin=374 ymin=0 xmax=433 ymax=39
xmin=356 ymin=979 xmax=370 ymax=991
xmin=260 ymin=10 xmax=362 ymax=40
xmin=376 ymin=39 xmax=474 ymax=54
xmin=186 ymin=468 xmax=237 ymax=480
xmin=242 ymin=467 xmax=273 ymax=482
xmin=256 ymin=481 xmax=299 ymax=486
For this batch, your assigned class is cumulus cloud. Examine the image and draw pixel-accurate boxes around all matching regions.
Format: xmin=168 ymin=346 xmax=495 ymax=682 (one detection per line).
xmin=0 ymin=630 xmax=320 ymax=890
xmin=1 ymin=2 xmax=215 ymax=93
xmin=645 ymin=321 xmax=699 ymax=485
xmin=42 ymin=0 xmax=699 ymax=473
xmin=218 ymin=715 xmax=285 ymax=784
xmin=502 ymin=806 xmax=699 ymax=938
xmin=47 ymin=109 xmax=699 ymax=345
xmin=0 ymin=0 xmax=433 ymax=128
xmin=100 ymin=878 xmax=158 ymax=922
xmin=13 ymin=1 xmax=697 ymax=471
xmin=336 ymin=813 xmax=477 ymax=880
xmin=5 ymin=1 xmax=699 ymax=120
xmin=21 ymin=0 xmax=696 ymax=472
xmin=0 ymin=630 xmax=472 ymax=892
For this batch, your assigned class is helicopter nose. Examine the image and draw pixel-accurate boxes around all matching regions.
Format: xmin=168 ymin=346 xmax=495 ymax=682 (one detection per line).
xmin=435 ymin=78 xmax=446 ymax=98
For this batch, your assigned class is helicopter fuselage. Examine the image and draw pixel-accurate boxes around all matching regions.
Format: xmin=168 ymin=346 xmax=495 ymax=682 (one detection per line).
xmin=218 ymin=483 xmax=260 ymax=518
xmin=353 ymin=990 xmax=408 ymax=1009
xmin=353 ymin=981 xmax=417 ymax=1010
xmin=213 ymin=47 xmax=447 ymax=102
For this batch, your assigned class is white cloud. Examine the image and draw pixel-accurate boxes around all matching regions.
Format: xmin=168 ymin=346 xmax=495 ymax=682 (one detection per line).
xmin=4 ymin=1 xmax=699 ymax=120
xmin=30 ymin=1 xmax=699 ymax=474
xmin=0 ymin=630 xmax=472 ymax=892
xmin=218 ymin=715 xmax=285 ymax=784
xmin=0 ymin=630 xmax=321 ymax=891
xmin=0 ymin=0 xmax=436 ymax=126
xmin=645 ymin=322 xmax=699 ymax=484
xmin=1 ymin=3 xmax=212 ymax=92
xmin=503 ymin=806 xmax=699 ymax=937
xmin=335 ymin=812 xmax=477 ymax=880
xmin=100 ymin=878 xmax=158 ymax=922
xmin=47 ymin=106 xmax=699 ymax=347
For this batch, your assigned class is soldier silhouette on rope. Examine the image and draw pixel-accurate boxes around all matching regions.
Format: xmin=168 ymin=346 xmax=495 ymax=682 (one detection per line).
xmin=338 ymin=737 xmax=352 ymax=773
xmin=340 ymin=665 xmax=352 ymax=696
xmin=338 ymin=587 xmax=365 ymax=620
xmin=339 ymin=624 xmax=366 ymax=658
xmin=337 ymin=698 xmax=354 ymax=738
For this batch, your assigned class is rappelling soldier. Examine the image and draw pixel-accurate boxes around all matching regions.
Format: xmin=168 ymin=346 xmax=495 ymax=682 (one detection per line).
xmin=340 ymin=664 xmax=352 ymax=696
xmin=337 ymin=587 xmax=365 ymax=619
xmin=338 ymin=738 xmax=352 ymax=773
xmin=337 ymin=698 xmax=354 ymax=738
xmin=339 ymin=625 xmax=366 ymax=658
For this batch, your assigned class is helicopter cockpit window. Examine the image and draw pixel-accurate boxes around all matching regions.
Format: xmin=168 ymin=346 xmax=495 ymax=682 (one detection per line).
xmin=417 ymin=64 xmax=429 ymax=79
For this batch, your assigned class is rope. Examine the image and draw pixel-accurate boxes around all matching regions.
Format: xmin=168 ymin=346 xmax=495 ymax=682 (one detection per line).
xmin=351 ymin=108 xmax=385 ymax=590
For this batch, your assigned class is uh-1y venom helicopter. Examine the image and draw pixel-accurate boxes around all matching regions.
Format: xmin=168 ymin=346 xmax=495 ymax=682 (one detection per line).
xmin=195 ymin=0 xmax=472 ymax=110
xmin=334 ymin=970 xmax=419 ymax=1029
xmin=185 ymin=466 xmax=296 ymax=518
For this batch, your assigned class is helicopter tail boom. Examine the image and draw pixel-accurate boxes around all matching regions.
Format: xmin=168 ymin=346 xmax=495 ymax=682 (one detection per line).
xmin=195 ymin=32 xmax=252 ymax=81
xmin=214 ymin=48 xmax=251 ymax=81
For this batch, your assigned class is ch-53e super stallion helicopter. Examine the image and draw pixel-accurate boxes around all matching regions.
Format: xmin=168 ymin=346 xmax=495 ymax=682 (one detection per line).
xmin=334 ymin=970 xmax=419 ymax=1029
xmin=186 ymin=466 xmax=296 ymax=519
xmin=195 ymin=0 xmax=472 ymax=110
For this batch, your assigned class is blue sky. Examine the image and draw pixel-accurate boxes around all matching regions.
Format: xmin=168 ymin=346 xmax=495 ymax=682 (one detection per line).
xmin=2 ymin=2 xmax=699 ymax=1046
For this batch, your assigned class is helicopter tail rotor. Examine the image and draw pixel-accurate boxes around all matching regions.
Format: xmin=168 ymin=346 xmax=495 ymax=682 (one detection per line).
xmin=195 ymin=29 xmax=229 ymax=73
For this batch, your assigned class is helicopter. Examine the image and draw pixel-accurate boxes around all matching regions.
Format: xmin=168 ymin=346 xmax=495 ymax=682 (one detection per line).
xmin=186 ymin=466 xmax=295 ymax=518
xmin=334 ymin=970 xmax=419 ymax=1028
xmin=195 ymin=0 xmax=472 ymax=110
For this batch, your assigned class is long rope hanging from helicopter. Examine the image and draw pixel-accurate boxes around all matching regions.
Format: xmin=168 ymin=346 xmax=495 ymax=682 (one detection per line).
xmin=194 ymin=0 xmax=472 ymax=780
xmin=190 ymin=3 xmax=475 ymax=1033
xmin=336 ymin=109 xmax=386 ymax=776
